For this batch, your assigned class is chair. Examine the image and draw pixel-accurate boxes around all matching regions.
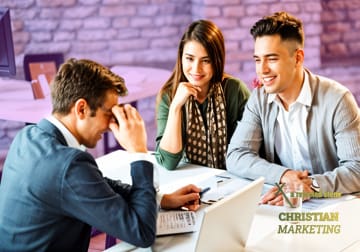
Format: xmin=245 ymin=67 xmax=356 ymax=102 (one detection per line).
xmin=23 ymin=53 xmax=64 ymax=99
xmin=91 ymin=228 xmax=117 ymax=249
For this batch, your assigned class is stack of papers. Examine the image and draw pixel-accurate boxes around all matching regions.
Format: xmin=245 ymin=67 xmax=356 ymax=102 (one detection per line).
xmin=156 ymin=210 xmax=197 ymax=236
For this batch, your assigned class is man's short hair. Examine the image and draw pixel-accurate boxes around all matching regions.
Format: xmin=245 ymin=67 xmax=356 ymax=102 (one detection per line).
xmin=51 ymin=58 xmax=127 ymax=115
xmin=250 ymin=11 xmax=304 ymax=48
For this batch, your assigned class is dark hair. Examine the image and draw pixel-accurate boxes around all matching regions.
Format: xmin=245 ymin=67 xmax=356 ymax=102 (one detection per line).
xmin=51 ymin=58 xmax=126 ymax=115
xmin=157 ymin=19 xmax=226 ymax=106
xmin=250 ymin=11 xmax=304 ymax=48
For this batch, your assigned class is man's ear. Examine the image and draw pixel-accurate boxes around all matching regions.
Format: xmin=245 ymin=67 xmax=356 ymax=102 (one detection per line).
xmin=295 ymin=48 xmax=304 ymax=65
xmin=74 ymin=98 xmax=88 ymax=120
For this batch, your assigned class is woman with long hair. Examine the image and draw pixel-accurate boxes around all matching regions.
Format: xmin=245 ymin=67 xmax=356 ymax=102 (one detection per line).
xmin=155 ymin=19 xmax=250 ymax=170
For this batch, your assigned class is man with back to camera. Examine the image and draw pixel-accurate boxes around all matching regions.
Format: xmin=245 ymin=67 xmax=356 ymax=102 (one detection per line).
xmin=0 ymin=58 xmax=201 ymax=251
xmin=227 ymin=11 xmax=360 ymax=205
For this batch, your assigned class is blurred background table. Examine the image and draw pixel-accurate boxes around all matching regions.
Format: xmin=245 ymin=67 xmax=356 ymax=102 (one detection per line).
xmin=0 ymin=65 xmax=171 ymax=157
xmin=0 ymin=66 xmax=171 ymax=123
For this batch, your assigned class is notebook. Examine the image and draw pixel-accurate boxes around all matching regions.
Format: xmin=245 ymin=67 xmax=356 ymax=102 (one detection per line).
xmin=194 ymin=177 xmax=264 ymax=252
xmin=156 ymin=210 xmax=197 ymax=236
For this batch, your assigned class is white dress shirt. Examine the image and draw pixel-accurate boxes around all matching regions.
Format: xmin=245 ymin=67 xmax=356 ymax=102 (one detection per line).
xmin=46 ymin=115 xmax=86 ymax=151
xmin=270 ymin=72 xmax=312 ymax=171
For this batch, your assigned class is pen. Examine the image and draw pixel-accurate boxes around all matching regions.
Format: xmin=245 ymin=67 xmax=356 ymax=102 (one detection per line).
xmin=199 ymin=187 xmax=211 ymax=198
xmin=215 ymin=174 xmax=231 ymax=179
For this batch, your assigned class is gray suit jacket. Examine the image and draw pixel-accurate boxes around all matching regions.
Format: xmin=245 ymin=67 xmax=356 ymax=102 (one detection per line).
xmin=0 ymin=119 xmax=157 ymax=251
xmin=227 ymin=69 xmax=360 ymax=193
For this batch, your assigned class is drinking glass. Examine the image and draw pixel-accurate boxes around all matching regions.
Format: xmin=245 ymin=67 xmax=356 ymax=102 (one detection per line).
xmin=283 ymin=182 xmax=303 ymax=211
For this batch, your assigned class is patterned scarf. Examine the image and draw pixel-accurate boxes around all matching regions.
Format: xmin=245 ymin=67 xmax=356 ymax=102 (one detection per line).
xmin=185 ymin=82 xmax=227 ymax=169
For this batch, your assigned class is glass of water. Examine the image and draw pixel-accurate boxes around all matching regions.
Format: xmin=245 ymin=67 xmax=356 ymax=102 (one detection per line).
xmin=283 ymin=182 xmax=303 ymax=211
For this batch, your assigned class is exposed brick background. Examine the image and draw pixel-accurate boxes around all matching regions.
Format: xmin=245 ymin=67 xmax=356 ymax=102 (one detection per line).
xmin=3 ymin=0 xmax=359 ymax=88
xmin=321 ymin=0 xmax=360 ymax=66
xmin=0 ymin=0 xmax=359 ymax=164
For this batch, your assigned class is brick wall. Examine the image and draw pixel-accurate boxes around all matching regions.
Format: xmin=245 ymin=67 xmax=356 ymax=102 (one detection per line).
xmin=2 ymin=0 xmax=359 ymax=91
xmin=321 ymin=0 xmax=360 ymax=67
xmin=0 ymin=0 xmax=359 ymax=160
xmin=7 ymin=0 xmax=193 ymax=72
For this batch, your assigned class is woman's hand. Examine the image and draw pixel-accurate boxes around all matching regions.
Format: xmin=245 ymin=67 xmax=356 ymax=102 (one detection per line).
xmin=171 ymin=82 xmax=201 ymax=109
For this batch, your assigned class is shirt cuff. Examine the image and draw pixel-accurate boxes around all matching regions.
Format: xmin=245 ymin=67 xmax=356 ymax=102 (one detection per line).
xmin=309 ymin=176 xmax=320 ymax=192
xmin=128 ymin=152 xmax=153 ymax=163
xmin=157 ymin=191 xmax=164 ymax=208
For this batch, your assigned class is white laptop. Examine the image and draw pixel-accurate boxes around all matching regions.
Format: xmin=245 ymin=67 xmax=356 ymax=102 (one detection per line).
xmin=104 ymin=177 xmax=264 ymax=252
xmin=194 ymin=177 xmax=264 ymax=252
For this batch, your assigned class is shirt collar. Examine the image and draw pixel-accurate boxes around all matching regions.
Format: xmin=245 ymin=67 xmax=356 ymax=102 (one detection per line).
xmin=46 ymin=115 xmax=86 ymax=151
xmin=267 ymin=70 xmax=312 ymax=107
xmin=268 ymin=93 xmax=277 ymax=104
xmin=296 ymin=71 xmax=312 ymax=107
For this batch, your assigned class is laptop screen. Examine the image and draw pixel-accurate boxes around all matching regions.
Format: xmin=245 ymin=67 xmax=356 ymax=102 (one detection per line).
xmin=195 ymin=177 xmax=264 ymax=252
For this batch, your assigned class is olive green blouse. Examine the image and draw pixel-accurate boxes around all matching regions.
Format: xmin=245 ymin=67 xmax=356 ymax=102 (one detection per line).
xmin=155 ymin=77 xmax=250 ymax=170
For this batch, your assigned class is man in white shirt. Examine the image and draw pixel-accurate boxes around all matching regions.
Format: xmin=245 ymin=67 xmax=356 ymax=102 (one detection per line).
xmin=227 ymin=11 xmax=360 ymax=205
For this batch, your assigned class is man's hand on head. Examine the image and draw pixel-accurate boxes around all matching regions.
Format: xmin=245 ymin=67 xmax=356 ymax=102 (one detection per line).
xmin=109 ymin=103 xmax=148 ymax=153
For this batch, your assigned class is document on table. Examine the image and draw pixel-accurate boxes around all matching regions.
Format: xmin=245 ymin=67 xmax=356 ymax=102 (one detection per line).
xmin=303 ymin=194 xmax=357 ymax=211
xmin=196 ymin=171 xmax=256 ymax=204
xmin=195 ymin=171 xmax=358 ymax=211
xmin=156 ymin=210 xmax=197 ymax=236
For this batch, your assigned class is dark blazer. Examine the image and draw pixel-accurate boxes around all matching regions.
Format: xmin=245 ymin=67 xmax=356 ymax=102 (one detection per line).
xmin=0 ymin=119 xmax=157 ymax=251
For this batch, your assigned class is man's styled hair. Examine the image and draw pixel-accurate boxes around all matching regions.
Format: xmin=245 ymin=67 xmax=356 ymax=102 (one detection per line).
xmin=51 ymin=58 xmax=127 ymax=115
xmin=250 ymin=11 xmax=305 ymax=48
